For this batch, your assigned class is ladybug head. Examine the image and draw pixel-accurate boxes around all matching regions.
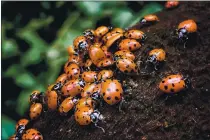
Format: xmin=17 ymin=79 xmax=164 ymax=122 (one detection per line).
xmin=53 ymin=82 xmax=62 ymax=90
xmin=78 ymin=42 xmax=88 ymax=52
xmin=91 ymin=92 xmax=101 ymax=101
xmin=147 ymin=55 xmax=157 ymax=64
xmin=141 ymin=34 xmax=147 ymax=42
xmin=90 ymin=110 xmax=104 ymax=123
xmin=78 ymin=80 xmax=85 ymax=88
xmin=140 ymin=18 xmax=147 ymax=24
xmin=72 ymin=97 xmax=79 ymax=104
xmin=178 ymin=28 xmax=187 ymax=39
xmin=16 ymin=125 xmax=26 ymax=139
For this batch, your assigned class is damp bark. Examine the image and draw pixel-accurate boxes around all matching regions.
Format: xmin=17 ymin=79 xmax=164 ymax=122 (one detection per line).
xmin=30 ymin=2 xmax=210 ymax=140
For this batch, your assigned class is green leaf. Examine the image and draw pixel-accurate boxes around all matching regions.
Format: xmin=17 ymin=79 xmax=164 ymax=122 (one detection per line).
xmin=2 ymin=115 xmax=16 ymax=140
xmin=15 ymin=73 xmax=36 ymax=88
xmin=75 ymin=2 xmax=104 ymax=16
xmin=3 ymin=64 xmax=24 ymax=78
xmin=112 ymin=8 xmax=134 ymax=28
xmin=16 ymin=90 xmax=31 ymax=116
xmin=128 ymin=2 xmax=164 ymax=27
xmin=2 ymin=39 xmax=19 ymax=59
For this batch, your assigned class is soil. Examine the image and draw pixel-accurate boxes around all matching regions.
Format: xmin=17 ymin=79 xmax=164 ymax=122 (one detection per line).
xmin=30 ymin=2 xmax=210 ymax=140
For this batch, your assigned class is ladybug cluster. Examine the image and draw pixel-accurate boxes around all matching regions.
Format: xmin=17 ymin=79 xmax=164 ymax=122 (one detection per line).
xmin=10 ymin=1 xmax=199 ymax=139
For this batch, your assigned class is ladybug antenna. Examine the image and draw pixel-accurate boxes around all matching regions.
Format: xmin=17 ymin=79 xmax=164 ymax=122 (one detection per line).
xmin=94 ymin=123 xmax=105 ymax=133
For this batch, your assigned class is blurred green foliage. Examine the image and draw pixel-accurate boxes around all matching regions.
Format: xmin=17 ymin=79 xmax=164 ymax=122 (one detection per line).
xmin=2 ymin=1 xmax=163 ymax=139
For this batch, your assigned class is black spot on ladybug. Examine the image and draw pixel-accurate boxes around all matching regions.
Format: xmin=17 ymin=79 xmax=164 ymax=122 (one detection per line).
xmin=126 ymin=65 xmax=129 ymax=68
xmin=162 ymin=81 xmax=165 ymax=83
xmin=164 ymin=86 xmax=168 ymax=90
xmin=172 ymin=83 xmax=175 ymax=87
xmin=169 ymin=77 xmax=171 ymax=79
xmin=116 ymin=89 xmax=119 ymax=92
xmin=32 ymin=133 xmax=35 ymax=135
xmin=107 ymin=97 xmax=111 ymax=100
xmin=86 ymin=120 xmax=89 ymax=123
xmin=103 ymin=93 xmax=105 ymax=96
xmin=171 ymin=89 xmax=174 ymax=92
xmin=115 ymin=96 xmax=119 ymax=100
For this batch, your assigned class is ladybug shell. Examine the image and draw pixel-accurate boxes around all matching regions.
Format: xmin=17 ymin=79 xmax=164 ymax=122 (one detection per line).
xmin=67 ymin=46 xmax=76 ymax=56
xmin=46 ymin=84 xmax=55 ymax=97
xmin=165 ymin=1 xmax=179 ymax=9
xmin=143 ymin=14 xmax=159 ymax=22
xmin=97 ymin=70 xmax=114 ymax=81
xmin=22 ymin=129 xmax=43 ymax=140
xmin=118 ymin=39 xmax=141 ymax=51
xmin=58 ymin=97 xmax=74 ymax=114
xmin=116 ymin=57 xmax=138 ymax=74
xmin=105 ymin=33 xmax=123 ymax=48
xmin=178 ymin=19 xmax=197 ymax=33
xmin=102 ymin=29 xmax=123 ymax=43
xmin=97 ymin=58 xmax=114 ymax=68
xmin=89 ymin=45 xmax=106 ymax=65
xmin=124 ymin=30 xmax=146 ymax=40
xmin=93 ymin=83 xmax=102 ymax=95
xmin=61 ymin=79 xmax=84 ymax=97
xmin=64 ymin=62 xmax=80 ymax=80
xmin=29 ymin=103 xmax=42 ymax=120
xmin=111 ymin=28 xmax=124 ymax=34
xmin=94 ymin=26 xmax=110 ymax=38
xmin=75 ymin=106 xmax=93 ymax=125
xmin=101 ymin=79 xmax=123 ymax=105
xmin=75 ymin=97 xmax=95 ymax=110
xmin=159 ymin=74 xmax=186 ymax=93
xmin=68 ymin=54 xmax=83 ymax=66
xmin=56 ymin=73 xmax=68 ymax=85
xmin=46 ymin=90 xmax=58 ymax=110
xmin=73 ymin=36 xmax=90 ymax=51
xmin=84 ymin=59 xmax=93 ymax=69
xmin=114 ymin=50 xmax=135 ymax=61
xmin=29 ymin=90 xmax=41 ymax=104
xmin=149 ymin=48 xmax=166 ymax=62
xmin=81 ymin=83 xmax=97 ymax=98
xmin=82 ymin=71 xmax=97 ymax=83
xmin=15 ymin=118 xmax=29 ymax=131
xmin=9 ymin=134 xmax=16 ymax=140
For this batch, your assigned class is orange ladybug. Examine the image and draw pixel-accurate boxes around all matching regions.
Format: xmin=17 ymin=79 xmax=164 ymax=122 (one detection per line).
xmin=29 ymin=103 xmax=42 ymax=120
xmin=83 ymin=29 xmax=95 ymax=42
xmin=118 ymin=39 xmax=142 ymax=51
xmin=75 ymin=97 xmax=96 ymax=110
xmin=58 ymin=97 xmax=78 ymax=115
xmin=61 ymin=79 xmax=85 ymax=97
xmin=29 ymin=90 xmax=43 ymax=104
xmin=124 ymin=29 xmax=146 ymax=41
xmin=146 ymin=48 xmax=166 ymax=70
xmin=89 ymin=44 xmax=106 ymax=65
xmin=159 ymin=74 xmax=189 ymax=94
xmin=22 ymin=128 xmax=43 ymax=140
xmin=94 ymin=26 xmax=112 ymax=39
xmin=97 ymin=58 xmax=114 ymax=68
xmin=15 ymin=118 xmax=29 ymax=131
xmin=97 ymin=70 xmax=114 ymax=82
xmin=73 ymin=36 xmax=90 ymax=52
xmin=81 ymin=83 xmax=97 ymax=98
xmin=111 ymin=28 xmax=124 ymax=34
xmin=84 ymin=59 xmax=94 ymax=70
xmin=67 ymin=46 xmax=77 ymax=56
xmin=104 ymin=33 xmax=123 ymax=49
xmin=56 ymin=73 xmax=68 ymax=86
xmin=165 ymin=1 xmax=179 ymax=9
xmin=114 ymin=50 xmax=135 ymax=61
xmin=64 ymin=62 xmax=80 ymax=80
xmin=82 ymin=71 xmax=97 ymax=83
xmin=74 ymin=107 xmax=104 ymax=132
xmin=101 ymin=79 xmax=123 ymax=105
xmin=140 ymin=14 xmax=159 ymax=24
xmin=102 ymin=28 xmax=124 ymax=43
xmin=116 ymin=57 xmax=138 ymax=74
xmin=46 ymin=85 xmax=59 ymax=111
xmin=177 ymin=19 xmax=197 ymax=42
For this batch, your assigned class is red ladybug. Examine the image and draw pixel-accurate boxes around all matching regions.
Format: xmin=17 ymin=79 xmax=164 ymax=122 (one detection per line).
xmin=140 ymin=14 xmax=159 ymax=25
xmin=165 ymin=1 xmax=179 ymax=9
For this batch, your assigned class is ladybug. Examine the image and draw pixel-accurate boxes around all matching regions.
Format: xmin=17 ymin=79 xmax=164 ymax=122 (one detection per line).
xmin=116 ymin=57 xmax=138 ymax=74
xmin=159 ymin=74 xmax=189 ymax=94
xmin=64 ymin=62 xmax=80 ymax=80
xmin=111 ymin=28 xmax=125 ymax=34
xmin=46 ymin=85 xmax=59 ymax=111
xmin=146 ymin=48 xmax=166 ymax=70
xmin=73 ymin=36 xmax=90 ymax=52
xmin=165 ymin=1 xmax=179 ymax=9
xmin=91 ymin=83 xmax=102 ymax=101
xmin=104 ymin=33 xmax=123 ymax=49
xmin=29 ymin=103 xmax=42 ymax=120
xmin=140 ymin=14 xmax=159 ymax=25
xmin=15 ymin=118 xmax=29 ymax=131
xmin=177 ymin=19 xmax=197 ymax=44
xmin=74 ymin=106 xmax=105 ymax=132
xmin=22 ymin=128 xmax=43 ymax=140
xmin=101 ymin=79 xmax=123 ymax=105
xmin=61 ymin=79 xmax=85 ymax=97
xmin=58 ymin=97 xmax=78 ymax=115
xmin=114 ymin=50 xmax=135 ymax=61
xmin=124 ymin=29 xmax=146 ymax=42
xmin=29 ymin=90 xmax=43 ymax=104
xmin=75 ymin=97 xmax=96 ymax=110
xmin=56 ymin=73 xmax=68 ymax=86
xmin=89 ymin=44 xmax=106 ymax=65
xmin=97 ymin=70 xmax=114 ymax=82
xmin=97 ymin=58 xmax=114 ymax=68
xmin=81 ymin=83 xmax=97 ymax=98
xmin=118 ymin=39 xmax=142 ymax=52
xmin=67 ymin=46 xmax=77 ymax=56
xmin=94 ymin=26 xmax=112 ymax=39
xmin=82 ymin=71 xmax=97 ymax=83
xmin=102 ymin=28 xmax=124 ymax=43
xmin=83 ymin=29 xmax=95 ymax=42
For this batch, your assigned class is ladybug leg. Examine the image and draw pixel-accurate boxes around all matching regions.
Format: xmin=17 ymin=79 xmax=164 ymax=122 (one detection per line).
xmin=94 ymin=123 xmax=105 ymax=133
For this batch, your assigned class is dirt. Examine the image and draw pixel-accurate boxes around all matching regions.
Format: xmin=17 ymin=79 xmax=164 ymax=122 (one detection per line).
xmin=29 ymin=2 xmax=210 ymax=140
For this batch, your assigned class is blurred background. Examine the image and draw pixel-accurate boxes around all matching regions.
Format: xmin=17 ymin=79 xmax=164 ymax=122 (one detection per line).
xmin=1 ymin=1 xmax=164 ymax=139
